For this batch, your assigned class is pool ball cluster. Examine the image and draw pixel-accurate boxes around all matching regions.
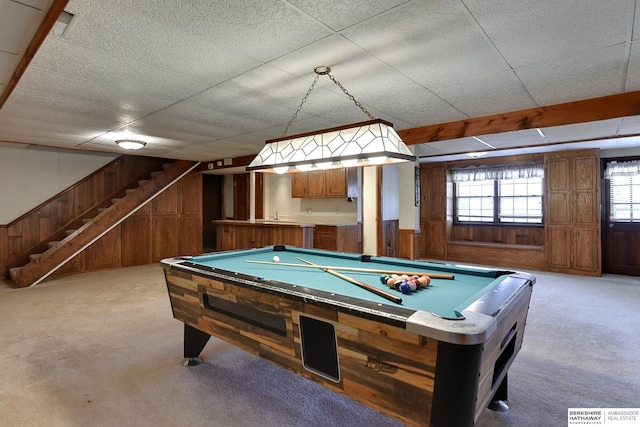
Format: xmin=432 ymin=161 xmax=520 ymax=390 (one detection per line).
xmin=380 ymin=274 xmax=431 ymax=294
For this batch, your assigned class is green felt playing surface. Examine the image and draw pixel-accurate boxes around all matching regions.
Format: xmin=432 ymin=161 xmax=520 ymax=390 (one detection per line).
xmin=187 ymin=246 xmax=507 ymax=319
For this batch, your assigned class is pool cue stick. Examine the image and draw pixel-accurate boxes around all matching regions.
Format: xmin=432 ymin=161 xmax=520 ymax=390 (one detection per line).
xmin=244 ymin=259 xmax=455 ymax=280
xmin=296 ymin=257 xmax=403 ymax=304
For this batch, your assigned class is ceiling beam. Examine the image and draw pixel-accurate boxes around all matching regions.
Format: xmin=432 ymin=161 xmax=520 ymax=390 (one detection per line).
xmin=398 ymin=91 xmax=640 ymax=144
xmin=0 ymin=0 xmax=70 ymax=110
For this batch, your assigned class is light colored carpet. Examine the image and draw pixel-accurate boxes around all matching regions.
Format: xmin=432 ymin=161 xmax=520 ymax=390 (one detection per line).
xmin=1 ymin=264 xmax=638 ymax=426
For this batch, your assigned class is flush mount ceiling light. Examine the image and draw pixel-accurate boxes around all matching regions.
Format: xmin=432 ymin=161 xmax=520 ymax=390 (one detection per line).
xmin=247 ymin=66 xmax=416 ymax=173
xmin=115 ymin=139 xmax=146 ymax=150
xmin=465 ymin=151 xmax=489 ymax=158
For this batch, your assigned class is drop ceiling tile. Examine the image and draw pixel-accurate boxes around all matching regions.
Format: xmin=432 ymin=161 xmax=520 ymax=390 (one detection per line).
xmin=624 ymin=42 xmax=640 ymax=91
xmin=0 ymin=101 xmax=119 ymax=137
xmin=432 ymin=70 xmax=537 ymax=117
xmin=0 ymin=50 xmax=19 ymax=85
xmin=619 ymin=115 xmax=640 ymax=135
xmin=368 ymin=88 xmax=467 ymax=128
xmin=63 ymin=0 xmax=328 ymax=80
xmin=542 ymin=118 xmax=622 ymax=142
xmin=516 ymin=45 xmax=626 ymax=106
xmin=271 ymin=40 xmax=427 ymax=110
xmin=4 ymin=87 xmax=140 ymax=126
xmin=269 ymin=34 xmax=368 ymax=78
xmin=218 ymin=64 xmax=350 ymax=117
xmin=154 ymin=102 xmax=269 ymax=136
xmin=464 ymin=0 xmax=629 ymax=68
xmin=342 ymin=1 xmax=510 ymax=87
xmin=0 ymin=128 xmax=89 ymax=146
xmin=158 ymin=143 xmax=250 ymax=162
xmin=130 ymin=114 xmax=239 ymax=143
xmin=425 ymin=137 xmax=488 ymax=154
xmin=415 ymin=144 xmax=444 ymax=157
xmin=18 ymin=66 xmax=176 ymax=115
xmin=288 ymin=0 xmax=409 ymax=31
xmin=29 ymin=37 xmax=212 ymax=102
xmin=182 ymin=86 xmax=294 ymax=125
xmin=0 ymin=0 xmax=45 ymax=53
xmin=633 ymin=1 xmax=640 ymax=41
xmin=477 ymin=129 xmax=548 ymax=149
xmin=0 ymin=112 xmax=100 ymax=138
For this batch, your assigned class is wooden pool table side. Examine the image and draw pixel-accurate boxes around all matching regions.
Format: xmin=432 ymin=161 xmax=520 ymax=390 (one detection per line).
xmin=162 ymin=249 xmax=534 ymax=427
xmin=475 ymin=280 xmax=532 ymax=421
xmin=165 ymin=267 xmax=443 ymax=426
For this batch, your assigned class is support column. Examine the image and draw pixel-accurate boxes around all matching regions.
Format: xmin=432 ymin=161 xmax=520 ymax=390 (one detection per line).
xmin=362 ymin=166 xmax=379 ymax=255
xmin=249 ymin=171 xmax=256 ymax=222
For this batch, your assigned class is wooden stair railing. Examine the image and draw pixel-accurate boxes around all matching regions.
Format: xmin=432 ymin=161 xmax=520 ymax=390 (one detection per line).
xmin=9 ymin=159 xmax=199 ymax=287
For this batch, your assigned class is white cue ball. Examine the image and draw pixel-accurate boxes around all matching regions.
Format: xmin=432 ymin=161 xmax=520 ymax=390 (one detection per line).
xmin=272 ymin=256 xmax=280 ymax=263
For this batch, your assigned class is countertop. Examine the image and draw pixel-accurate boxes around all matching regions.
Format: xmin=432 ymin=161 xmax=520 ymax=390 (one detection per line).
xmin=212 ymin=217 xmax=359 ymax=226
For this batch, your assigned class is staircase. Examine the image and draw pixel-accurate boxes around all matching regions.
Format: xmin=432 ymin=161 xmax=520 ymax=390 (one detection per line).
xmin=9 ymin=159 xmax=199 ymax=287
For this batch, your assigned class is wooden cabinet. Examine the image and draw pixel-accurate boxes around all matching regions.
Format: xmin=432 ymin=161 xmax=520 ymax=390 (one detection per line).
xmin=214 ymin=221 xmax=314 ymax=251
xmin=308 ymin=170 xmax=326 ymax=197
xmin=313 ymin=223 xmax=360 ymax=253
xmin=544 ymin=150 xmax=600 ymax=275
xmin=419 ymin=163 xmax=447 ymax=259
xmin=291 ymin=173 xmax=308 ymax=198
xmin=292 ymin=168 xmax=357 ymax=198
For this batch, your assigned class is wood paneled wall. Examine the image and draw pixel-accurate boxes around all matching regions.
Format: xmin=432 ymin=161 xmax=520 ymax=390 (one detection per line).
xmin=0 ymin=156 xmax=203 ymax=280
xmin=418 ymin=149 xmax=601 ymax=275
xmin=1 ymin=156 xmax=168 ymax=278
xmin=51 ymin=171 xmax=202 ymax=279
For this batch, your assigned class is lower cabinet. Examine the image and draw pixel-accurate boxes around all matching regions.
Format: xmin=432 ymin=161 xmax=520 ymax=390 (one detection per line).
xmin=215 ymin=221 xmax=314 ymax=251
xmin=313 ymin=224 xmax=360 ymax=253
xmin=546 ymin=226 xmax=600 ymax=274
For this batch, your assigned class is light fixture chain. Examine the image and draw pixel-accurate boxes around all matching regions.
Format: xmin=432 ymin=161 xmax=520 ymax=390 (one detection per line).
xmin=327 ymin=72 xmax=375 ymax=120
xmin=282 ymin=74 xmax=320 ymax=137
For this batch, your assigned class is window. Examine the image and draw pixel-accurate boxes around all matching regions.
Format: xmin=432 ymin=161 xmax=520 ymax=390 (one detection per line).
xmin=605 ymin=160 xmax=640 ymax=222
xmin=452 ymin=163 xmax=544 ymax=225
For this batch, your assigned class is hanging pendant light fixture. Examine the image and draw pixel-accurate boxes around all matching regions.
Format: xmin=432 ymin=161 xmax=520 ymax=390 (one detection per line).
xmin=247 ymin=66 xmax=416 ymax=173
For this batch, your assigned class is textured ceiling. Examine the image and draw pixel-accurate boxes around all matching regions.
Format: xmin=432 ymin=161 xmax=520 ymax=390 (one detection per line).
xmin=2 ymin=0 xmax=640 ymax=164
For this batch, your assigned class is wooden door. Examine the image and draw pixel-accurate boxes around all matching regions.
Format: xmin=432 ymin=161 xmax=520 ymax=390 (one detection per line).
xmin=232 ymin=173 xmax=264 ymax=220
xmin=202 ymin=174 xmax=223 ymax=251
xmin=233 ymin=174 xmax=249 ymax=220
xmin=603 ymin=176 xmax=640 ymax=275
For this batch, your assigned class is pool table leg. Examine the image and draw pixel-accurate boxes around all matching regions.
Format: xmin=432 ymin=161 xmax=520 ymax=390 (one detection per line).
xmin=488 ymin=374 xmax=510 ymax=412
xmin=182 ymin=324 xmax=211 ymax=366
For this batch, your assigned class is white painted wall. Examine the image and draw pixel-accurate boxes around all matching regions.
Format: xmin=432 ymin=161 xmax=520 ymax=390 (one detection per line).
xmin=263 ymin=173 xmax=357 ymax=223
xmin=0 ymin=145 xmax=117 ymax=224
xmin=362 ymin=166 xmax=378 ymax=254
xmin=398 ymin=157 xmax=420 ymax=231
xmin=381 ymin=163 xmax=399 ymax=221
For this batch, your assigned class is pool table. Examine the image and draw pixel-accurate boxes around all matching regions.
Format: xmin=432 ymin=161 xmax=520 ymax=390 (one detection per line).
xmin=162 ymin=246 xmax=534 ymax=427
